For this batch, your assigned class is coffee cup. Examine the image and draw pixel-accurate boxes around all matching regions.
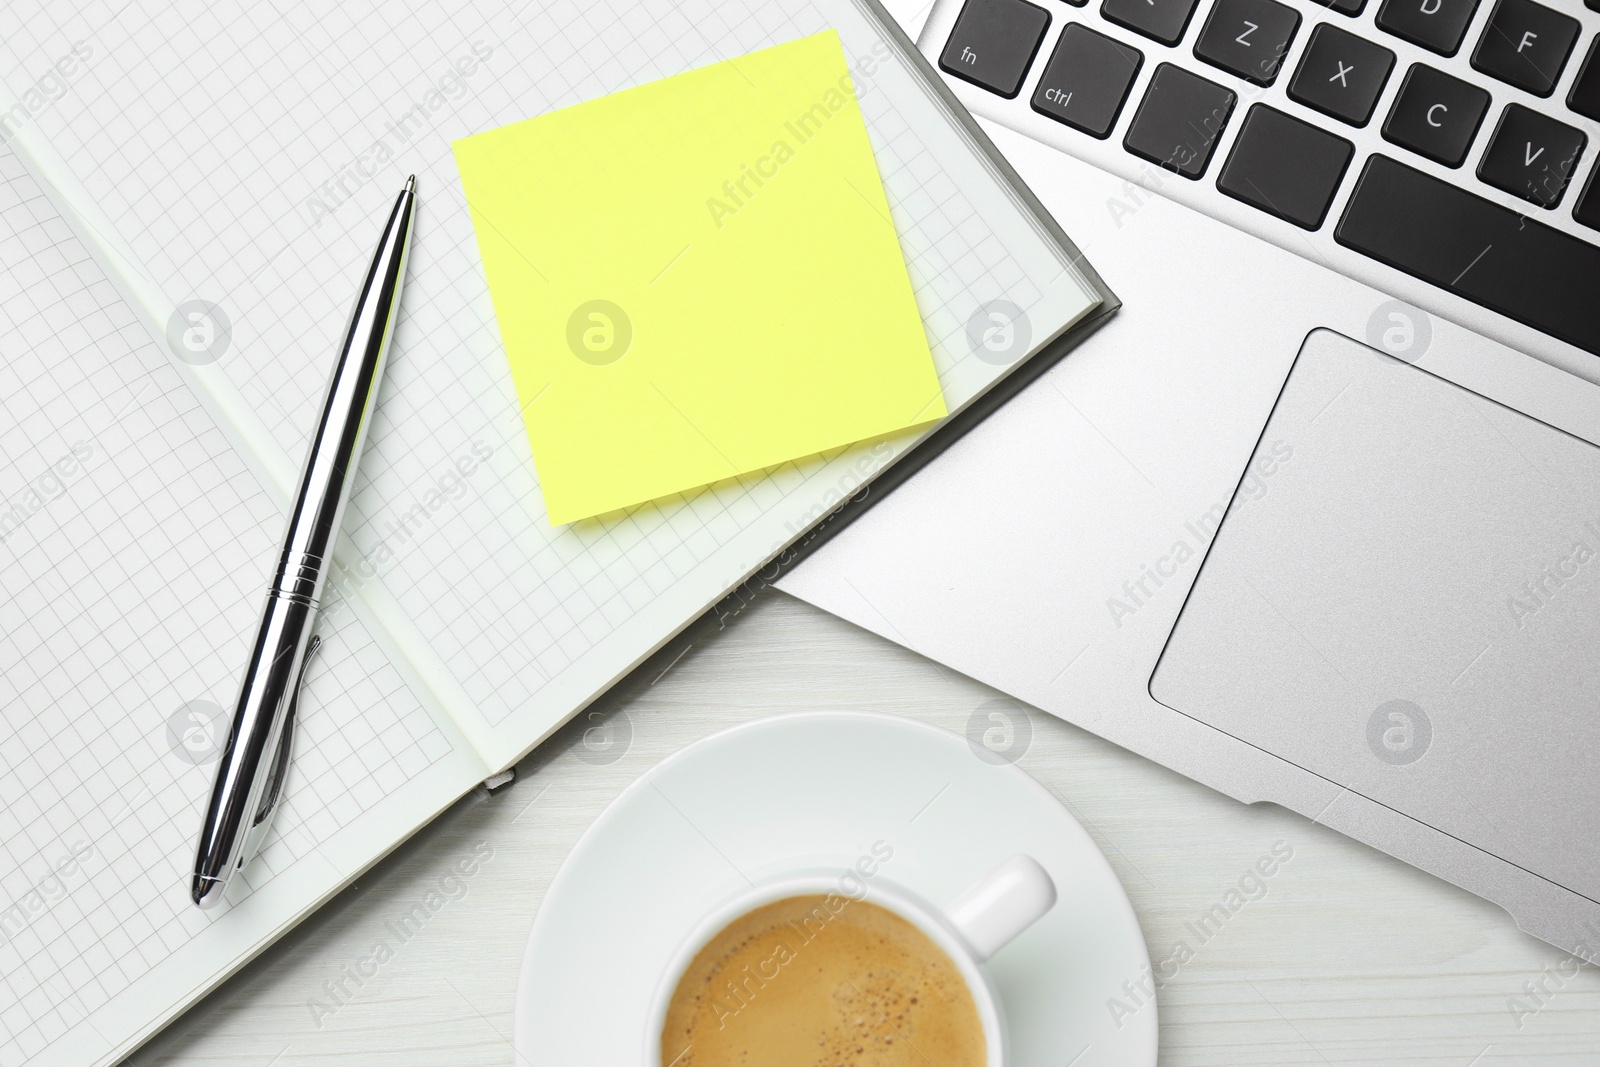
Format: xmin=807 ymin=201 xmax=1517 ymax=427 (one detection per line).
xmin=646 ymin=853 xmax=1056 ymax=1066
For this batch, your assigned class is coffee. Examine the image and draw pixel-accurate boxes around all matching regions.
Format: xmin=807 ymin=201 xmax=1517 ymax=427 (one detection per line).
xmin=661 ymin=894 xmax=985 ymax=1066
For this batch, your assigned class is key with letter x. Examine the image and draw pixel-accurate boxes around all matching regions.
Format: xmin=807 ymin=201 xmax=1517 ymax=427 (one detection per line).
xmin=1289 ymin=23 xmax=1395 ymax=125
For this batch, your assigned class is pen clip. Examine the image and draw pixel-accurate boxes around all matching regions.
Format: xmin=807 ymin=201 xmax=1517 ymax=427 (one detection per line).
xmin=236 ymin=634 xmax=320 ymax=872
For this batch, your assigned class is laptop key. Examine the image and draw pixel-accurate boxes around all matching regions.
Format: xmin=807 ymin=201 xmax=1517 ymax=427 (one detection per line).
xmin=1288 ymin=23 xmax=1396 ymax=125
xmin=1570 ymin=37 xmax=1600 ymax=122
xmin=1470 ymin=0 xmax=1579 ymax=97
xmin=1577 ymin=167 xmax=1600 ymax=230
xmin=1477 ymin=103 xmax=1585 ymax=207
xmin=939 ymin=0 xmax=1052 ymax=99
xmin=1102 ymin=0 xmax=1201 ymax=47
xmin=1031 ymin=24 xmax=1144 ymax=138
xmin=1318 ymin=0 xmax=1367 ymax=14
xmin=1123 ymin=63 xmax=1238 ymax=178
xmin=1382 ymin=63 xmax=1490 ymax=166
xmin=1376 ymin=0 xmax=1480 ymax=56
xmin=1335 ymin=155 xmax=1600 ymax=354
xmin=1217 ymin=104 xmax=1354 ymax=228
xmin=1194 ymin=0 xmax=1301 ymax=86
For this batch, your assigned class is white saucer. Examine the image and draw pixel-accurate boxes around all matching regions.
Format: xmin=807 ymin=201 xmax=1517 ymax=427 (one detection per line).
xmin=512 ymin=712 xmax=1158 ymax=1065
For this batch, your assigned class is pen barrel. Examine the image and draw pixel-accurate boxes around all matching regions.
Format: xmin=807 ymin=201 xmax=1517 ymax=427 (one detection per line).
xmin=191 ymin=591 xmax=317 ymax=903
xmin=276 ymin=183 xmax=416 ymax=607
xmin=192 ymin=181 xmax=415 ymax=908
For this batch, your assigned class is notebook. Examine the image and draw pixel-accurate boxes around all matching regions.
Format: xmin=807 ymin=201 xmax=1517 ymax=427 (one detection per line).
xmin=0 ymin=1 xmax=1107 ymax=1063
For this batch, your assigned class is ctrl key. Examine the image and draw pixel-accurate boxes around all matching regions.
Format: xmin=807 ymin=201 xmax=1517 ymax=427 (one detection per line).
xmin=940 ymin=0 xmax=1052 ymax=99
xmin=1031 ymin=24 xmax=1144 ymax=138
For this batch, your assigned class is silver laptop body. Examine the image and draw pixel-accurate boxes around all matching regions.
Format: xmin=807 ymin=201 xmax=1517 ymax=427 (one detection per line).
xmin=781 ymin=0 xmax=1600 ymax=955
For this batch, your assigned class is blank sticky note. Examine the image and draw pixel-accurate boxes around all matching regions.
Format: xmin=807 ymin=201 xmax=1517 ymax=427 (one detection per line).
xmin=453 ymin=30 xmax=946 ymax=524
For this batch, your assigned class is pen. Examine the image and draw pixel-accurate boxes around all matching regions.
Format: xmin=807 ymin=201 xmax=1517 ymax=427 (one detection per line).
xmin=191 ymin=176 xmax=417 ymax=908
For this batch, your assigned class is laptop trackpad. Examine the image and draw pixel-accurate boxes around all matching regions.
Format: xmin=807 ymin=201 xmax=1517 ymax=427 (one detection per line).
xmin=1152 ymin=328 xmax=1600 ymax=902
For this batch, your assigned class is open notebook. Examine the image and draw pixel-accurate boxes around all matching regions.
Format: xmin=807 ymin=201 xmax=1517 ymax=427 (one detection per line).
xmin=0 ymin=0 xmax=1108 ymax=1063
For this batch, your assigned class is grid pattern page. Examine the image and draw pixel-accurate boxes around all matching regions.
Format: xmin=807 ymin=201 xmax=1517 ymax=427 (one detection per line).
xmin=0 ymin=144 xmax=472 ymax=1067
xmin=0 ymin=0 xmax=1096 ymax=746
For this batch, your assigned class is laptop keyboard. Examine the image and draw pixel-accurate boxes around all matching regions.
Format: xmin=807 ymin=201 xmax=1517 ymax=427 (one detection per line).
xmin=936 ymin=0 xmax=1600 ymax=354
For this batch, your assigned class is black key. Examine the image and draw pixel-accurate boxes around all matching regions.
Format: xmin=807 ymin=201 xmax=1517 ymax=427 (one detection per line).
xmin=1123 ymin=63 xmax=1237 ymax=178
xmin=1288 ymin=24 xmax=1396 ymax=125
xmin=1031 ymin=24 xmax=1144 ymax=137
xmin=1382 ymin=63 xmax=1490 ymax=166
xmin=1478 ymin=104 xmax=1585 ymax=206
xmin=1336 ymin=155 xmax=1600 ymax=354
xmin=1062 ymin=0 xmax=1089 ymax=5
xmin=939 ymin=0 xmax=1052 ymax=98
xmin=1376 ymin=0 xmax=1480 ymax=56
xmin=1576 ymin=166 xmax=1600 ymax=230
xmin=1570 ymin=37 xmax=1600 ymax=123
xmin=1315 ymin=0 xmax=1367 ymax=14
xmin=1194 ymin=0 xmax=1301 ymax=85
xmin=1470 ymin=0 xmax=1579 ymax=97
xmin=1103 ymin=0 xmax=1201 ymax=46
xmin=1217 ymin=104 xmax=1355 ymax=227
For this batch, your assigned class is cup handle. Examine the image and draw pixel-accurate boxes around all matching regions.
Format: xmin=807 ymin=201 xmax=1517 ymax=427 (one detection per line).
xmin=942 ymin=855 xmax=1057 ymax=962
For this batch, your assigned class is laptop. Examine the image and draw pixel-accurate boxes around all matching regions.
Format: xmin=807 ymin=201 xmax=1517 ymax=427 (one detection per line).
xmin=779 ymin=0 xmax=1600 ymax=956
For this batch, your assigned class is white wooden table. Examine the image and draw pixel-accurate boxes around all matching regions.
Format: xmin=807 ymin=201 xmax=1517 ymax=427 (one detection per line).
xmin=132 ymin=590 xmax=1600 ymax=1067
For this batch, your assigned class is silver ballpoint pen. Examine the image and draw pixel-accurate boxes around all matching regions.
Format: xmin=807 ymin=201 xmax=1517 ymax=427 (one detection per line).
xmin=191 ymin=176 xmax=417 ymax=909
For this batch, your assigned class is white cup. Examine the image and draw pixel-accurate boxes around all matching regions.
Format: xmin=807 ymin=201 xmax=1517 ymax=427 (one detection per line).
xmin=645 ymin=854 xmax=1057 ymax=1066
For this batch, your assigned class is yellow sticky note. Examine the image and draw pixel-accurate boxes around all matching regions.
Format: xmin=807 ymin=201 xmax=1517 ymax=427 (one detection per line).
xmin=452 ymin=30 xmax=945 ymax=524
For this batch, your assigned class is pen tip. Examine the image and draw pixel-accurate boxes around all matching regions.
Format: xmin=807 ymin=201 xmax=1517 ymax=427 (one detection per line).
xmin=404 ymin=174 xmax=416 ymax=194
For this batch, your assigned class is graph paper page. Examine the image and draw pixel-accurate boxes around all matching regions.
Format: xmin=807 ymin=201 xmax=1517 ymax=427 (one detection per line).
xmin=0 ymin=0 xmax=1100 ymax=768
xmin=0 ymin=142 xmax=484 ymax=1067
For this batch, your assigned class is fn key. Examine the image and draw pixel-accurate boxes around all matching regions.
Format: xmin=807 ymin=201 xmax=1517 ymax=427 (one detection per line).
xmin=940 ymin=0 xmax=1052 ymax=99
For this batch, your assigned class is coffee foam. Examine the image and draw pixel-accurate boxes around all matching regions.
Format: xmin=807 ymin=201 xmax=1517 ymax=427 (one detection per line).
xmin=661 ymin=894 xmax=985 ymax=1066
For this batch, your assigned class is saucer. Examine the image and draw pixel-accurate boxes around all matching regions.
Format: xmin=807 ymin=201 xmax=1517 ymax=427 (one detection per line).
xmin=512 ymin=711 xmax=1158 ymax=1065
